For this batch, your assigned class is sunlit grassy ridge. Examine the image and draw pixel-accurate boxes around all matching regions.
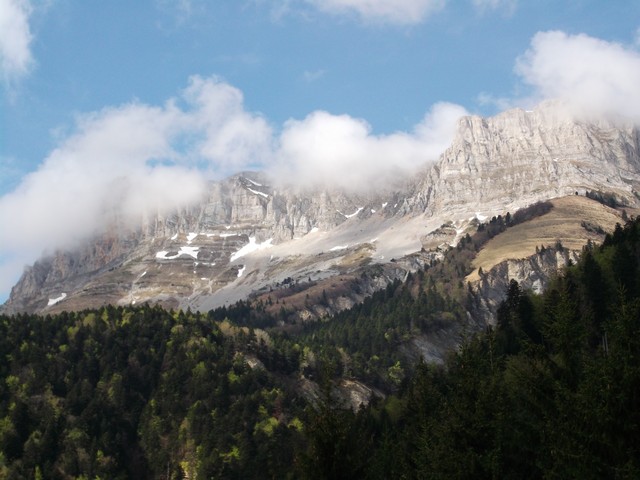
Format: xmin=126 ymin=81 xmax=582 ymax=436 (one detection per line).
xmin=467 ymin=195 xmax=623 ymax=282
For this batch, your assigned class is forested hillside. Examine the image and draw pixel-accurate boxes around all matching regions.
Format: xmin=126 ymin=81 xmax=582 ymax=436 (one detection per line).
xmin=318 ymin=219 xmax=640 ymax=479
xmin=0 ymin=305 xmax=310 ymax=478
xmin=2 ymin=217 xmax=640 ymax=479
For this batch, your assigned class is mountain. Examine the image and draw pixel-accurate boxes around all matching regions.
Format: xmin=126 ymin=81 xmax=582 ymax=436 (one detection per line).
xmin=3 ymin=101 xmax=639 ymax=316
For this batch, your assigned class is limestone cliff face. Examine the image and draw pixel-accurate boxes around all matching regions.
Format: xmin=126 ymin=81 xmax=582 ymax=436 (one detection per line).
xmin=4 ymin=101 xmax=640 ymax=315
xmin=2 ymin=173 xmax=392 ymax=314
xmin=139 ymin=174 xmax=388 ymax=242
xmin=4 ymin=232 xmax=143 ymax=313
xmin=469 ymin=246 xmax=580 ymax=326
xmin=411 ymin=101 xmax=640 ymax=218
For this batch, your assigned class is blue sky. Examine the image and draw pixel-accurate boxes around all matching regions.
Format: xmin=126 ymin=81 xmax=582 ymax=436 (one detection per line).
xmin=1 ymin=0 xmax=640 ymax=301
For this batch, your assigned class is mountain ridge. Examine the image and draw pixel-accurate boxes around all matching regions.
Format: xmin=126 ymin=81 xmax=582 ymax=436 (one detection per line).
xmin=4 ymin=101 xmax=640 ymax=315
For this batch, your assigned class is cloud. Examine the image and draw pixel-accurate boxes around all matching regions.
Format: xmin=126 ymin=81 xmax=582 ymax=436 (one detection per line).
xmin=271 ymin=102 xmax=468 ymax=191
xmin=476 ymin=91 xmax=526 ymax=114
xmin=0 ymin=0 xmax=34 ymax=86
xmin=515 ymin=31 xmax=640 ymax=123
xmin=471 ymin=0 xmax=516 ymax=14
xmin=181 ymin=75 xmax=274 ymax=172
xmin=0 ymin=73 xmax=467 ymax=299
xmin=0 ymin=103 xmax=199 ymax=253
xmin=303 ymin=69 xmax=326 ymax=82
xmin=278 ymin=0 xmax=512 ymax=25
xmin=304 ymin=0 xmax=446 ymax=25
xmin=0 ymin=76 xmax=273 ymax=292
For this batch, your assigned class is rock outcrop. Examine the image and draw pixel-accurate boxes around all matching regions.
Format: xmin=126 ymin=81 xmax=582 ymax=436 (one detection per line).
xmin=412 ymin=101 xmax=640 ymax=218
xmin=470 ymin=245 xmax=580 ymax=326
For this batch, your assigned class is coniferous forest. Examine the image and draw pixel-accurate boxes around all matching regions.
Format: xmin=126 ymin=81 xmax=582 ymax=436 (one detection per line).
xmin=2 ymin=217 xmax=640 ymax=479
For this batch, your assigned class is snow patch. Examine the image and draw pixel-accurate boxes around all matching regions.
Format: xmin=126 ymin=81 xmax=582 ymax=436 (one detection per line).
xmin=336 ymin=207 xmax=363 ymax=219
xmin=382 ymin=202 xmax=388 ymax=208
xmin=371 ymin=209 xmax=376 ymax=213
xmin=237 ymin=265 xmax=246 ymax=277
xmin=309 ymin=227 xmax=319 ymax=234
xmin=47 ymin=293 xmax=67 ymax=307
xmin=186 ymin=232 xmax=198 ymax=244
xmin=370 ymin=238 xmax=378 ymax=243
xmin=248 ymin=187 xmax=269 ymax=198
xmin=330 ymin=245 xmax=348 ymax=251
xmin=475 ymin=212 xmax=488 ymax=222
xmin=156 ymin=246 xmax=200 ymax=260
xmin=181 ymin=247 xmax=200 ymax=259
xmin=171 ymin=233 xmax=178 ymax=240
xmin=247 ymin=178 xmax=262 ymax=187
xmin=230 ymin=237 xmax=273 ymax=262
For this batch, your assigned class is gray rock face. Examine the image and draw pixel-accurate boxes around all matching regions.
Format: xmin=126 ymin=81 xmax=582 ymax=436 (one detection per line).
xmin=138 ymin=173 xmax=390 ymax=242
xmin=413 ymin=101 xmax=640 ymax=218
xmin=2 ymin=172 xmax=397 ymax=314
xmin=4 ymin=101 xmax=640 ymax=315
xmin=470 ymin=246 xmax=580 ymax=326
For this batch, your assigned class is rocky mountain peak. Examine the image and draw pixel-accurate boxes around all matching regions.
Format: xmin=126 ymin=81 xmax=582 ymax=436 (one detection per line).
xmin=417 ymin=101 xmax=640 ymax=219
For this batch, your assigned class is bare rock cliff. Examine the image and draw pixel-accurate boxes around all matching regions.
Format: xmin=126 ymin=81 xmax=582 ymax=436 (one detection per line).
xmin=469 ymin=245 xmax=580 ymax=326
xmin=410 ymin=101 xmax=640 ymax=218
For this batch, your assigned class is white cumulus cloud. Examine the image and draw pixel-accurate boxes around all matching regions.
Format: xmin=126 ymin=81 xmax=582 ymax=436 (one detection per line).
xmin=182 ymin=76 xmax=274 ymax=172
xmin=304 ymin=0 xmax=446 ymax=25
xmin=0 ymin=102 xmax=201 ymax=254
xmin=515 ymin=31 xmax=640 ymax=123
xmin=0 ymin=0 xmax=33 ymax=86
xmin=0 ymin=73 xmax=467 ymax=299
xmin=0 ymin=76 xmax=274 ymax=292
xmin=272 ymin=102 xmax=468 ymax=191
